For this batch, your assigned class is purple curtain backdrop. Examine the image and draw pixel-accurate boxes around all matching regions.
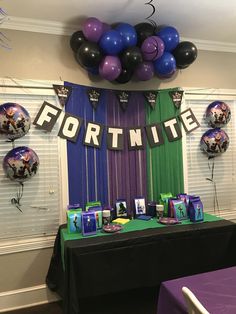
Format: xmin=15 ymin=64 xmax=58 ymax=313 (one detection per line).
xmin=65 ymin=82 xmax=147 ymax=211
xmin=106 ymin=91 xmax=147 ymax=210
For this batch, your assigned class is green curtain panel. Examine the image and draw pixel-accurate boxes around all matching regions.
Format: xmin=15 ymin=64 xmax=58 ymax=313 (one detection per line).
xmin=146 ymin=88 xmax=184 ymax=201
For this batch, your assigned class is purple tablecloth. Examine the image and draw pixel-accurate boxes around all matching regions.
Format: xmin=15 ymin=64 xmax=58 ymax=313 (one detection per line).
xmin=157 ymin=266 xmax=236 ymax=314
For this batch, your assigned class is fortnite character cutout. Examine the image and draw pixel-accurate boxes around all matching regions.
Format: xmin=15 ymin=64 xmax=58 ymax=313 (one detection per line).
xmin=196 ymin=204 xmax=202 ymax=219
xmin=137 ymin=200 xmax=144 ymax=214
xmin=221 ymin=103 xmax=230 ymax=123
xmin=4 ymin=107 xmax=17 ymax=131
xmin=118 ymin=202 xmax=127 ymax=215
xmin=8 ymin=162 xmax=17 ymax=178
xmin=95 ymin=212 xmax=100 ymax=228
xmin=22 ymin=153 xmax=31 ymax=176
xmin=214 ymin=133 xmax=222 ymax=152
xmin=73 ymin=215 xmax=79 ymax=231
xmin=2 ymin=120 xmax=10 ymax=132
xmin=86 ymin=215 xmax=91 ymax=227
xmin=178 ymin=205 xmax=185 ymax=217
xmin=31 ymin=161 xmax=38 ymax=175
xmin=16 ymin=113 xmax=26 ymax=132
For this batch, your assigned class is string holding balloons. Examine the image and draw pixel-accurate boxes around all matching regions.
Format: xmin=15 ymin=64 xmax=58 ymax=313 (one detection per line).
xmin=70 ymin=17 xmax=198 ymax=84
xmin=200 ymin=101 xmax=231 ymax=213
xmin=0 ymin=103 xmax=40 ymax=212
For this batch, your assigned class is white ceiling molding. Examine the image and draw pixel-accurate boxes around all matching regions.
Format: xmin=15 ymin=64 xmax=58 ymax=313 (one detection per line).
xmin=181 ymin=37 xmax=236 ymax=54
xmin=0 ymin=16 xmax=78 ymax=36
xmin=1 ymin=16 xmax=236 ymax=53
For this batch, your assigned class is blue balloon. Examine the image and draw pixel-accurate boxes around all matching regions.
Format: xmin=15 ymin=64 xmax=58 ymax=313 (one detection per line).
xmin=115 ymin=23 xmax=137 ymax=49
xmin=99 ymin=30 xmax=124 ymax=55
xmin=154 ymin=52 xmax=176 ymax=76
xmin=156 ymin=26 xmax=179 ymax=52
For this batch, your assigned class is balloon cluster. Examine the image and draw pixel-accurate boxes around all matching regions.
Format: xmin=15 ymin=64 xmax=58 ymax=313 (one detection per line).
xmin=70 ymin=17 xmax=198 ymax=83
xmin=200 ymin=101 xmax=231 ymax=158
xmin=0 ymin=102 xmax=39 ymax=183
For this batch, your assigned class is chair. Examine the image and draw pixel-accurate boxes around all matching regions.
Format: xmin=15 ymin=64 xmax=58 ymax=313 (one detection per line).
xmin=182 ymin=287 xmax=210 ymax=314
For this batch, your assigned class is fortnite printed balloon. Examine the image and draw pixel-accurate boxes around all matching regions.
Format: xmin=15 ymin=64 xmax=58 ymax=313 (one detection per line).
xmin=3 ymin=146 xmax=40 ymax=182
xmin=200 ymin=128 xmax=229 ymax=157
xmin=205 ymin=101 xmax=231 ymax=128
xmin=0 ymin=103 xmax=31 ymax=140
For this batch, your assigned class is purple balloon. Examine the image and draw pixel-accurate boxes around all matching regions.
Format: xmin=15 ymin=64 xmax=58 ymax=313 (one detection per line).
xmin=3 ymin=146 xmax=40 ymax=182
xmin=99 ymin=56 xmax=122 ymax=81
xmin=134 ymin=61 xmax=154 ymax=81
xmin=82 ymin=17 xmax=103 ymax=42
xmin=141 ymin=36 xmax=165 ymax=61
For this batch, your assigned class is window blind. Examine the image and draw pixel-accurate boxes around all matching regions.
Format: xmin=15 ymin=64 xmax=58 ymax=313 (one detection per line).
xmin=184 ymin=90 xmax=236 ymax=220
xmin=0 ymin=90 xmax=63 ymax=240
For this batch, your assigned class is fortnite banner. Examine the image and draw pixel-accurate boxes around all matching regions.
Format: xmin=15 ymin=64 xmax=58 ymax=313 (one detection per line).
xmin=33 ymin=102 xmax=200 ymax=150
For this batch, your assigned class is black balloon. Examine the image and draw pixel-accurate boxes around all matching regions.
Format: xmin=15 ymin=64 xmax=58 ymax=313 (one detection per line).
xmin=70 ymin=31 xmax=87 ymax=53
xmin=173 ymin=41 xmax=198 ymax=69
xmin=134 ymin=23 xmax=155 ymax=46
xmin=76 ymin=42 xmax=103 ymax=68
xmin=115 ymin=68 xmax=133 ymax=84
xmin=121 ymin=47 xmax=143 ymax=71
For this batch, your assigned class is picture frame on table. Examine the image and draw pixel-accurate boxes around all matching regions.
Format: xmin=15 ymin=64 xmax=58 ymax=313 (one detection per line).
xmin=134 ymin=197 xmax=146 ymax=216
xmin=115 ymin=199 xmax=128 ymax=218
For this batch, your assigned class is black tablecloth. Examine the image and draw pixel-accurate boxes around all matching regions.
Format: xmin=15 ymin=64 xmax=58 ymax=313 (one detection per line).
xmin=46 ymin=220 xmax=236 ymax=314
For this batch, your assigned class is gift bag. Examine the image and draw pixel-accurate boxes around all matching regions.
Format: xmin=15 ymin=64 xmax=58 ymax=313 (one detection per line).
xmin=82 ymin=211 xmax=97 ymax=236
xmin=169 ymin=198 xmax=188 ymax=220
xmin=159 ymin=192 xmax=173 ymax=217
xmin=67 ymin=210 xmax=82 ymax=233
xmin=189 ymin=196 xmax=204 ymax=222
xmin=88 ymin=206 xmax=103 ymax=229
xmin=177 ymin=193 xmax=190 ymax=217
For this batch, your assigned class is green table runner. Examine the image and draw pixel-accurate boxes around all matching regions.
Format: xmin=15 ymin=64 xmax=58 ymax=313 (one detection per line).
xmin=61 ymin=213 xmax=222 ymax=241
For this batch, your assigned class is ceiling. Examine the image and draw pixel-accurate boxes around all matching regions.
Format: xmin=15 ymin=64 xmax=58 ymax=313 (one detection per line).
xmin=1 ymin=0 xmax=236 ymax=49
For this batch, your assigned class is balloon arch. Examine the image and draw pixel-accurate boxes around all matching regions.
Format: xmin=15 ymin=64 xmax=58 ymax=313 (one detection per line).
xmin=70 ymin=17 xmax=198 ymax=83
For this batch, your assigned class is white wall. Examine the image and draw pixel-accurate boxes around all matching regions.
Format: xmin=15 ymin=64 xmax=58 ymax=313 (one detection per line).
xmin=0 ymin=30 xmax=236 ymax=89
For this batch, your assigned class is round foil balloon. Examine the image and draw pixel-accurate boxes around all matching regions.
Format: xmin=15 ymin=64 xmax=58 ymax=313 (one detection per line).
xmin=0 ymin=103 xmax=31 ymax=140
xmin=200 ymin=128 xmax=229 ymax=157
xmin=3 ymin=146 xmax=40 ymax=182
xmin=205 ymin=101 xmax=231 ymax=128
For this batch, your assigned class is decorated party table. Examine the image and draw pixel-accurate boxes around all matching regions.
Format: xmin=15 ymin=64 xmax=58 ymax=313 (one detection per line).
xmin=46 ymin=214 xmax=236 ymax=314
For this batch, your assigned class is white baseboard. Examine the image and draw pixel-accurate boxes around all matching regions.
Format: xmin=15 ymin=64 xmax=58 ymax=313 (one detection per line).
xmin=0 ymin=284 xmax=61 ymax=313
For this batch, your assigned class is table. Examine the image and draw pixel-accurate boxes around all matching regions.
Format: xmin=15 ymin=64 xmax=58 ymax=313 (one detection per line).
xmin=46 ymin=215 xmax=236 ymax=314
xmin=157 ymin=266 xmax=236 ymax=314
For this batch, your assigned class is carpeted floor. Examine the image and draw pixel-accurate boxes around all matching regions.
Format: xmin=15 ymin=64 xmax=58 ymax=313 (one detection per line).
xmin=3 ymin=287 xmax=158 ymax=314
